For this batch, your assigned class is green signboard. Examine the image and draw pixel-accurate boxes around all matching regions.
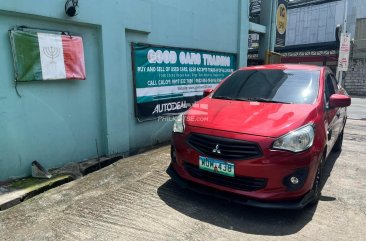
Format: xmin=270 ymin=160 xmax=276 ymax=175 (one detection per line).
xmin=132 ymin=43 xmax=237 ymax=121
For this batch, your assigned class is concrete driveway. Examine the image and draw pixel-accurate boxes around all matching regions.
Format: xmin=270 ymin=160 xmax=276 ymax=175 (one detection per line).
xmin=1 ymin=102 xmax=366 ymax=240
xmin=348 ymin=97 xmax=366 ymax=120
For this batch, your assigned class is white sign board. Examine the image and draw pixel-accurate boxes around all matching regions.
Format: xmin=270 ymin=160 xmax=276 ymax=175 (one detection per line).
xmin=337 ymin=33 xmax=351 ymax=71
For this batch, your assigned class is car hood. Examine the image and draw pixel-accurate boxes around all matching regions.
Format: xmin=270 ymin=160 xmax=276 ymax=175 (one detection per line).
xmin=185 ymin=97 xmax=318 ymax=138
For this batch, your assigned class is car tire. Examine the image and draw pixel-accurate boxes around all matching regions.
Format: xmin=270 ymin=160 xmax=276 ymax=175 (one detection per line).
xmin=309 ymin=157 xmax=323 ymax=206
xmin=333 ymin=129 xmax=344 ymax=152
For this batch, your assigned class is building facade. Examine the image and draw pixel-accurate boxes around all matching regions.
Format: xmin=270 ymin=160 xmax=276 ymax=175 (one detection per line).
xmin=0 ymin=0 xmax=255 ymax=181
xmin=283 ymin=0 xmax=366 ymax=96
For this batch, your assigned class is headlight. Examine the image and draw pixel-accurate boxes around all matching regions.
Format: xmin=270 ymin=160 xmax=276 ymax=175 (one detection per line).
xmin=173 ymin=113 xmax=185 ymax=133
xmin=272 ymin=124 xmax=315 ymax=152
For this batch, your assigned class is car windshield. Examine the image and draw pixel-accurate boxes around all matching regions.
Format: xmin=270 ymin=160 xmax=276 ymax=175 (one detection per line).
xmin=212 ymin=69 xmax=320 ymax=104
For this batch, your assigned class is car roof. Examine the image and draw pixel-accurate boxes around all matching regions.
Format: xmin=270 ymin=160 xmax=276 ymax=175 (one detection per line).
xmin=240 ymin=64 xmax=324 ymax=71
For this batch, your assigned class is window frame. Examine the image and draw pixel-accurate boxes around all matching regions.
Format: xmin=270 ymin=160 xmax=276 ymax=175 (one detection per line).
xmin=324 ymin=72 xmax=337 ymax=109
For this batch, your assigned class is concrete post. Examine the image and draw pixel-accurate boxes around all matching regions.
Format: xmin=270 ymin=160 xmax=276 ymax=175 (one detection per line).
xmin=258 ymin=0 xmax=278 ymax=61
xmin=238 ymin=0 xmax=249 ymax=68
xmin=338 ymin=0 xmax=348 ymax=87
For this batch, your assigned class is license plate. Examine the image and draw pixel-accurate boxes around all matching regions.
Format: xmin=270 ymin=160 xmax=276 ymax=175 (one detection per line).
xmin=199 ymin=156 xmax=235 ymax=177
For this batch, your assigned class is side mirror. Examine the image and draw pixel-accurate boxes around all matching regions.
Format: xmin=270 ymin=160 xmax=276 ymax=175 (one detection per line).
xmin=329 ymin=94 xmax=351 ymax=108
xmin=203 ymin=88 xmax=213 ymax=97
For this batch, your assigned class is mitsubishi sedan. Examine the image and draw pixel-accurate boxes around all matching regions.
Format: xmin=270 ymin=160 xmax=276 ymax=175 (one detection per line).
xmin=167 ymin=64 xmax=351 ymax=209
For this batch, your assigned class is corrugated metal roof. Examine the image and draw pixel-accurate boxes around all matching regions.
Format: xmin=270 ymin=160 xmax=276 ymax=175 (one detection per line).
xmin=355 ymin=18 xmax=366 ymax=40
xmin=288 ymin=0 xmax=341 ymax=9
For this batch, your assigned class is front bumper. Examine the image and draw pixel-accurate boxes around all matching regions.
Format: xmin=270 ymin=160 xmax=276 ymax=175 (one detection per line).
xmin=167 ymin=164 xmax=316 ymax=209
xmin=172 ymin=125 xmax=323 ymax=202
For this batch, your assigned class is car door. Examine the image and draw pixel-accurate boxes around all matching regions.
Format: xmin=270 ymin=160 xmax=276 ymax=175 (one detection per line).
xmin=329 ymin=73 xmax=346 ymax=135
xmin=324 ymin=72 xmax=339 ymax=156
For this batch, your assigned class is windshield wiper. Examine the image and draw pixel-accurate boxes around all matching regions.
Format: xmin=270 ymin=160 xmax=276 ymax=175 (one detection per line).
xmin=213 ymin=96 xmax=234 ymax=100
xmin=234 ymin=97 xmax=292 ymax=104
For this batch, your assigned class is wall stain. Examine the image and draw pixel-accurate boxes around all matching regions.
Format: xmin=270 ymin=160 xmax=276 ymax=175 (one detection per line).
xmin=18 ymin=155 xmax=22 ymax=168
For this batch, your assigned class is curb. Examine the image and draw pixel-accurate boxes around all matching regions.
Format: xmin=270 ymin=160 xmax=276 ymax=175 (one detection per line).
xmin=0 ymin=175 xmax=73 ymax=211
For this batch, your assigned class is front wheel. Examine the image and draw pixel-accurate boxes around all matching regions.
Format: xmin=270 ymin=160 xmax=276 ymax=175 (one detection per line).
xmin=333 ymin=129 xmax=344 ymax=152
xmin=309 ymin=157 xmax=323 ymax=206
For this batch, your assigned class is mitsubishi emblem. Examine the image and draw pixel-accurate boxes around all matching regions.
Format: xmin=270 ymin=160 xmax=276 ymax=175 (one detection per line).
xmin=212 ymin=144 xmax=221 ymax=154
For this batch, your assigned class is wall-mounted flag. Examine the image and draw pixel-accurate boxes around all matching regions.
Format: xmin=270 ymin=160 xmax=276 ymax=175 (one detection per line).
xmin=9 ymin=30 xmax=86 ymax=81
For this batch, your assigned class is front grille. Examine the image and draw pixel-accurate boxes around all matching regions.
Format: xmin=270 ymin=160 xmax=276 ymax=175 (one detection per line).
xmin=187 ymin=133 xmax=262 ymax=160
xmin=184 ymin=163 xmax=266 ymax=191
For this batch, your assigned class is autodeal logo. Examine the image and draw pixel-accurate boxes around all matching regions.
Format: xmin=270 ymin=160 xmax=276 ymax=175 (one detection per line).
xmin=152 ymin=101 xmax=189 ymax=115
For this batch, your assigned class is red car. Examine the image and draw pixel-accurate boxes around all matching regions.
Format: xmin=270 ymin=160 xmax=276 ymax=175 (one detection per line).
xmin=167 ymin=64 xmax=351 ymax=209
